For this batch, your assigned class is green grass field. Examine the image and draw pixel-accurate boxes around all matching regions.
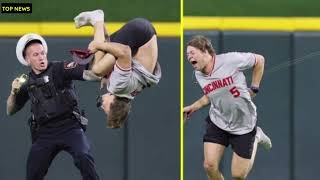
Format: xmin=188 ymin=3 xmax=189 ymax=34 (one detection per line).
xmin=184 ymin=0 xmax=320 ymax=17
xmin=2 ymin=0 xmax=319 ymax=22
xmin=0 ymin=0 xmax=179 ymax=21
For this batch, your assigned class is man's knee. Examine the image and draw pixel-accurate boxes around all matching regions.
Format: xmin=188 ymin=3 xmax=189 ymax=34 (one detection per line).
xmin=91 ymin=53 xmax=117 ymax=77
xmin=91 ymin=64 xmax=104 ymax=77
xmin=231 ymin=155 xmax=252 ymax=180
xmin=74 ymin=153 xmax=94 ymax=167
xmin=232 ymin=170 xmax=248 ymax=180
xmin=73 ymin=153 xmax=99 ymax=179
xmin=26 ymin=154 xmax=51 ymax=180
xmin=203 ymin=160 xmax=220 ymax=175
xmin=27 ymin=165 xmax=48 ymax=180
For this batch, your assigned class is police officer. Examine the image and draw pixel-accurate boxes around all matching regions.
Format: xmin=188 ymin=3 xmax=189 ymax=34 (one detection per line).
xmin=6 ymin=33 xmax=100 ymax=180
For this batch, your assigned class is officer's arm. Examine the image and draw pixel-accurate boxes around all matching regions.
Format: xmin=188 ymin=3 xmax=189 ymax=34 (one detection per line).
xmin=6 ymin=83 xmax=29 ymax=116
xmin=61 ymin=62 xmax=100 ymax=81
xmin=90 ymin=41 xmax=132 ymax=76
xmin=7 ymin=93 xmax=21 ymax=116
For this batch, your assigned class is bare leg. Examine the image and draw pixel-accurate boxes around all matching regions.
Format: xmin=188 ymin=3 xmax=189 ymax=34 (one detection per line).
xmin=91 ymin=18 xmax=158 ymax=76
xmin=91 ymin=22 xmax=116 ymax=77
xmin=92 ymin=21 xmax=106 ymax=62
xmin=133 ymin=35 xmax=158 ymax=73
xmin=91 ymin=54 xmax=116 ymax=77
xmin=75 ymin=10 xmax=117 ymax=77
xmin=204 ymin=142 xmax=225 ymax=180
xmin=231 ymin=138 xmax=258 ymax=180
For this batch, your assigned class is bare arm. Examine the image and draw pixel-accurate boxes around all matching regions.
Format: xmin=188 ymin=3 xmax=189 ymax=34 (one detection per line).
xmin=92 ymin=21 xmax=110 ymax=68
xmin=90 ymin=41 xmax=131 ymax=69
xmin=251 ymin=54 xmax=265 ymax=87
xmin=7 ymin=93 xmax=20 ymax=116
xmin=91 ymin=53 xmax=116 ymax=77
xmin=82 ymin=70 xmax=102 ymax=81
xmin=189 ymin=95 xmax=210 ymax=111
xmin=183 ymin=95 xmax=210 ymax=121
xmin=6 ymin=78 xmax=26 ymax=116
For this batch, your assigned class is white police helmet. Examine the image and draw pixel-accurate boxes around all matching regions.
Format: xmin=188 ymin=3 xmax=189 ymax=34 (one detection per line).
xmin=16 ymin=33 xmax=48 ymax=66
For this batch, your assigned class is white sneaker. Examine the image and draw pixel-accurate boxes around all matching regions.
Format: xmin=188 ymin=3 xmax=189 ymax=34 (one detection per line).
xmin=256 ymin=127 xmax=272 ymax=150
xmin=74 ymin=9 xmax=104 ymax=28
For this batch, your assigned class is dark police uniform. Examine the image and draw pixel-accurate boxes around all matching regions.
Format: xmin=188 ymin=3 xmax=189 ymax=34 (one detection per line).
xmin=15 ymin=61 xmax=99 ymax=180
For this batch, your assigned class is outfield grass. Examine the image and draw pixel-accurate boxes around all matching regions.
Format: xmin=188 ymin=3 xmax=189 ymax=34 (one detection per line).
xmin=184 ymin=0 xmax=320 ymax=17
xmin=3 ymin=0 xmax=318 ymax=21
xmin=0 ymin=0 xmax=179 ymax=21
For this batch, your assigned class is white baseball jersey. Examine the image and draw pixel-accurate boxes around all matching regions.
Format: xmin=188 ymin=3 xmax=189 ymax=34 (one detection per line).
xmin=195 ymin=52 xmax=257 ymax=135
xmin=107 ymin=59 xmax=161 ymax=99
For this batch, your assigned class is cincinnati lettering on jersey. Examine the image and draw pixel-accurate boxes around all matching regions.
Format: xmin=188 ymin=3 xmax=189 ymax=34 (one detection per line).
xmin=203 ymin=76 xmax=234 ymax=94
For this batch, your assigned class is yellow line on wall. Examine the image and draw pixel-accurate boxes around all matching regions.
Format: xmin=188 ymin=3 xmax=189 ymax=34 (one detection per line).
xmin=184 ymin=16 xmax=320 ymax=31
xmin=180 ymin=0 xmax=184 ymax=179
xmin=0 ymin=22 xmax=180 ymax=37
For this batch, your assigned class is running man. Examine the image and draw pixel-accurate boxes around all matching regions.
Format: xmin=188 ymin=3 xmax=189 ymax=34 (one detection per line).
xmin=184 ymin=35 xmax=272 ymax=180
xmin=74 ymin=10 xmax=161 ymax=128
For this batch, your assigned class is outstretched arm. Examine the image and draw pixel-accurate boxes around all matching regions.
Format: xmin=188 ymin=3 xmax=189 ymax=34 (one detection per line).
xmin=183 ymin=95 xmax=210 ymax=122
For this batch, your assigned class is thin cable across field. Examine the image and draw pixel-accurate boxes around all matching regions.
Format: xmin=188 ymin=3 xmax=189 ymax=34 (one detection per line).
xmin=266 ymin=51 xmax=320 ymax=74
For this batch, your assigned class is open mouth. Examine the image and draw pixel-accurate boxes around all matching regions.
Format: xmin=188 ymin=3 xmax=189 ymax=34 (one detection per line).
xmin=191 ymin=60 xmax=197 ymax=65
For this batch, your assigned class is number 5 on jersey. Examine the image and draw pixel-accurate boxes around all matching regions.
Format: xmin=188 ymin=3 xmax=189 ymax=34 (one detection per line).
xmin=229 ymin=86 xmax=240 ymax=97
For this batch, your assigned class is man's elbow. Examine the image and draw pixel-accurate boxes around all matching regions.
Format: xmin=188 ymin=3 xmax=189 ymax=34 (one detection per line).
xmin=255 ymin=54 xmax=265 ymax=66
xmin=91 ymin=65 xmax=106 ymax=77
xmin=118 ymin=45 xmax=131 ymax=59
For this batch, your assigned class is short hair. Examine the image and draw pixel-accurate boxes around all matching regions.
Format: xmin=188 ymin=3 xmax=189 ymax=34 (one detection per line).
xmin=187 ymin=35 xmax=215 ymax=56
xmin=107 ymin=96 xmax=132 ymax=128
xmin=23 ymin=39 xmax=42 ymax=58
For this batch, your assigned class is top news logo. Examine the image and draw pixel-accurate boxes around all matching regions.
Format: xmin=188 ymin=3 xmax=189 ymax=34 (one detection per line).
xmin=1 ymin=3 xmax=32 ymax=13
